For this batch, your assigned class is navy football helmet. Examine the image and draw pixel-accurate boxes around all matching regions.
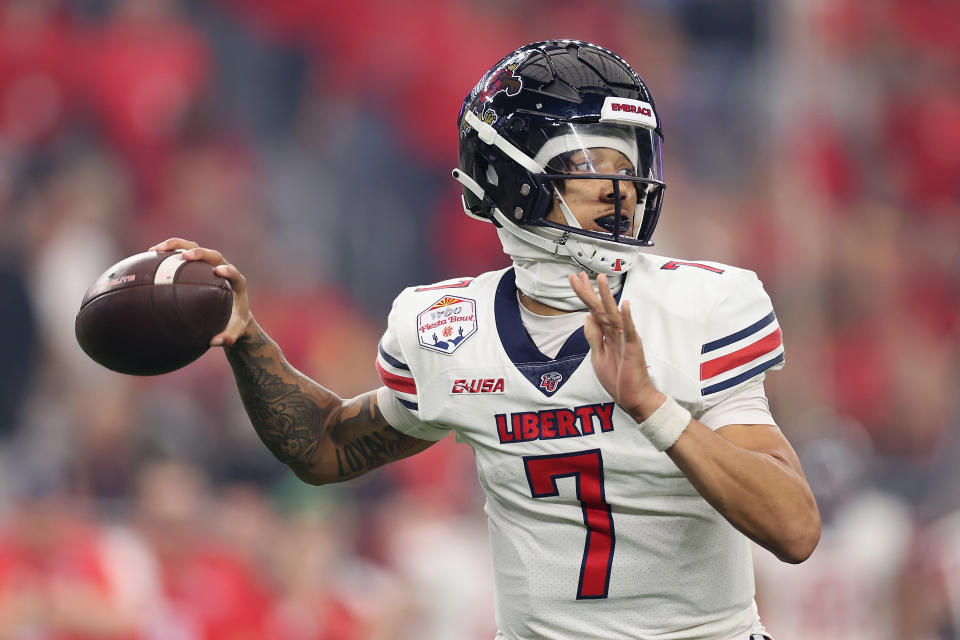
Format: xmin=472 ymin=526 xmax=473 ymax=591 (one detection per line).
xmin=453 ymin=40 xmax=665 ymax=274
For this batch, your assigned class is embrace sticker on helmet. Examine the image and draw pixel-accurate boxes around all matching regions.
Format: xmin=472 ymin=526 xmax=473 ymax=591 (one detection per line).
xmin=454 ymin=40 xmax=666 ymax=250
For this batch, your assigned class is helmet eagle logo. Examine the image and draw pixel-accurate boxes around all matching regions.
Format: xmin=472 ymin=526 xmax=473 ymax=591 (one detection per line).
xmin=479 ymin=62 xmax=522 ymax=104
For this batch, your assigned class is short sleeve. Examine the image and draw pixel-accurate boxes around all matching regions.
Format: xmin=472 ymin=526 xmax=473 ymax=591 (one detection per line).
xmin=697 ymin=378 xmax=776 ymax=430
xmin=375 ymin=295 xmax=453 ymax=441
xmin=699 ymin=271 xmax=784 ymax=403
xmin=376 ymin=387 xmax=451 ymax=441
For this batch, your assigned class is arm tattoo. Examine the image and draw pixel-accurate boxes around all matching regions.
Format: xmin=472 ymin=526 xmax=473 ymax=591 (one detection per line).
xmin=329 ymin=396 xmax=421 ymax=478
xmin=225 ymin=329 xmax=330 ymax=477
xmin=225 ymin=326 xmax=421 ymax=481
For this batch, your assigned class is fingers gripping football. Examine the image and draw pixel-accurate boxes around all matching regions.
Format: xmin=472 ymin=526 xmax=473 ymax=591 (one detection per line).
xmin=148 ymin=238 xmax=252 ymax=347
xmin=149 ymin=237 xmax=199 ymax=252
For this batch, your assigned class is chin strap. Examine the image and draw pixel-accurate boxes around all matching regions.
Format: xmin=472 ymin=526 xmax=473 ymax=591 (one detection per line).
xmin=491 ymin=207 xmax=572 ymax=256
xmin=452 ymin=168 xmax=572 ymax=256
xmin=452 ymin=165 xmax=640 ymax=279
xmin=452 ymin=166 xmax=629 ymax=311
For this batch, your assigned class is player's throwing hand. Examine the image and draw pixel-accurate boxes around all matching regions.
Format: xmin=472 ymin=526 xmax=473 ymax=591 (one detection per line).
xmin=148 ymin=238 xmax=254 ymax=347
xmin=570 ymin=272 xmax=666 ymax=422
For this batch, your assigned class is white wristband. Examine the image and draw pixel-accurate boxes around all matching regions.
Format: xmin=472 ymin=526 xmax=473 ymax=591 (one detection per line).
xmin=637 ymin=396 xmax=692 ymax=451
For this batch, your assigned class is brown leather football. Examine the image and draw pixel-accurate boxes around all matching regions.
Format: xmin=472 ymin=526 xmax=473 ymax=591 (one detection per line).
xmin=75 ymin=251 xmax=233 ymax=375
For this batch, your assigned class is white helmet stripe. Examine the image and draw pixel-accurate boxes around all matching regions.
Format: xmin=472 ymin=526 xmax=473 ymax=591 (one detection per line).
xmin=533 ymin=133 xmax=638 ymax=171
xmin=463 ymin=110 xmax=544 ymax=174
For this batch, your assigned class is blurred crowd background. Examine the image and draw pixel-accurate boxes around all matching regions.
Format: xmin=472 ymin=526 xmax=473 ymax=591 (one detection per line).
xmin=0 ymin=0 xmax=958 ymax=638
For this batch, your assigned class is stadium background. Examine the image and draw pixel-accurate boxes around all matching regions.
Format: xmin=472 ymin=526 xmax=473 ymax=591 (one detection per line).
xmin=0 ymin=0 xmax=958 ymax=637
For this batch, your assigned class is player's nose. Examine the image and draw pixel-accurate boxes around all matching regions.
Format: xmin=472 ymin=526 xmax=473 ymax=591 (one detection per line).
xmin=600 ymin=180 xmax=629 ymax=202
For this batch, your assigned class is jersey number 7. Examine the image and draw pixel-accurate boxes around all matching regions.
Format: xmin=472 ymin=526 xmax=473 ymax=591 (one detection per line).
xmin=523 ymin=450 xmax=615 ymax=599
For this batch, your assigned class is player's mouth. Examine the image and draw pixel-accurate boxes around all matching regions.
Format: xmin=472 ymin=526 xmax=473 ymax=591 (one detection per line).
xmin=593 ymin=213 xmax=632 ymax=234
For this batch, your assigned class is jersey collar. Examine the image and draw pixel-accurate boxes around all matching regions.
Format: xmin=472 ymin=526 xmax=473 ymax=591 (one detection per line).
xmin=495 ymin=268 xmax=625 ymax=397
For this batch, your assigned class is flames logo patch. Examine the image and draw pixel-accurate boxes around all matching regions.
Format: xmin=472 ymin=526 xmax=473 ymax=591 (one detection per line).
xmin=539 ymin=371 xmax=562 ymax=393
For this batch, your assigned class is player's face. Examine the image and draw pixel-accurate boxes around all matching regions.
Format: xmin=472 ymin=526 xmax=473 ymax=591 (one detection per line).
xmin=545 ymin=147 xmax=641 ymax=236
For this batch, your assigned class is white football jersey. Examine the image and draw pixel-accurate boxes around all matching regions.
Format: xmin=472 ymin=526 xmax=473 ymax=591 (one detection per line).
xmin=375 ymin=253 xmax=785 ymax=640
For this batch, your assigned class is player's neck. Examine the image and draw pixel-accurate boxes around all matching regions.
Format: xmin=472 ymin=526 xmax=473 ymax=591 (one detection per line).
xmin=518 ymin=290 xmax=571 ymax=316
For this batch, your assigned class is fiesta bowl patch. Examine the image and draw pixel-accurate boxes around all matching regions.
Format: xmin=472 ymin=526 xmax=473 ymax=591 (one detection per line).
xmin=417 ymin=296 xmax=478 ymax=354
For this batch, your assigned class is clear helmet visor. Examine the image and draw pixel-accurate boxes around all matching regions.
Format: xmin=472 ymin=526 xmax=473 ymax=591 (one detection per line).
xmin=527 ymin=122 xmax=664 ymax=246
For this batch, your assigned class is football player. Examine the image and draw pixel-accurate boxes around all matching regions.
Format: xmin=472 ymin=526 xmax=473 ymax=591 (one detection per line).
xmin=151 ymin=40 xmax=820 ymax=640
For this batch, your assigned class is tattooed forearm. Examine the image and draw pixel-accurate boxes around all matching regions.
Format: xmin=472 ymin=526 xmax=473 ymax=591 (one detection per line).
xmin=225 ymin=325 xmax=336 ymax=479
xmin=329 ymin=395 xmax=421 ymax=478
xmin=224 ymin=322 xmax=430 ymax=483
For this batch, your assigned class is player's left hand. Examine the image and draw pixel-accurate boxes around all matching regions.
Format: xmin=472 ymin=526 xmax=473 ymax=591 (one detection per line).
xmin=570 ymin=272 xmax=666 ymax=422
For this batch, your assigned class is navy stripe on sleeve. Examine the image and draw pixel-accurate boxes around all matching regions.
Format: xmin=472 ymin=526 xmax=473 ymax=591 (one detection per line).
xmin=397 ymin=397 xmax=419 ymax=410
xmin=701 ymin=311 xmax=777 ymax=354
xmin=701 ymin=353 xmax=784 ymax=395
xmin=378 ymin=342 xmax=410 ymax=371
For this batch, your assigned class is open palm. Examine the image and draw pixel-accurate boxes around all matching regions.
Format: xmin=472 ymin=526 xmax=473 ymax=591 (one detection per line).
xmin=569 ymin=273 xmax=665 ymax=422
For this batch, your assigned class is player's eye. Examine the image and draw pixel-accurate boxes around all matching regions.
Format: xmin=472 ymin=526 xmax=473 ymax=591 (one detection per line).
xmin=617 ymin=167 xmax=637 ymax=176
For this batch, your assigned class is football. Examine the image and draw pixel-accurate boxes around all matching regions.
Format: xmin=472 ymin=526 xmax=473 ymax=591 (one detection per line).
xmin=75 ymin=251 xmax=233 ymax=375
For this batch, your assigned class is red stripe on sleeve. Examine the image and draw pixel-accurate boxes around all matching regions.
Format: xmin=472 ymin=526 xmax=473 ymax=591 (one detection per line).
xmin=376 ymin=360 xmax=417 ymax=395
xmin=700 ymin=328 xmax=782 ymax=380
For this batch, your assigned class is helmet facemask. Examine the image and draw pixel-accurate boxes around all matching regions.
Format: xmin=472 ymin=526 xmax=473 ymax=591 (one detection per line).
xmin=454 ymin=40 xmax=666 ymax=276
xmin=528 ymin=122 xmax=664 ymax=250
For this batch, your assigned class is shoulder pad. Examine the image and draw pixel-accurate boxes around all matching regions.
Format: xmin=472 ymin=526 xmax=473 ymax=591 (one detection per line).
xmin=698 ymin=268 xmax=784 ymax=399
